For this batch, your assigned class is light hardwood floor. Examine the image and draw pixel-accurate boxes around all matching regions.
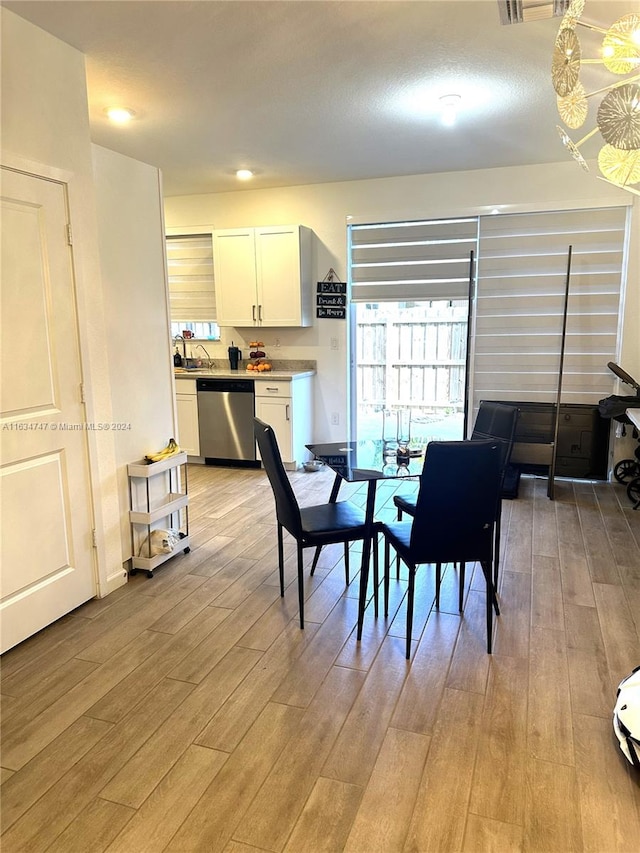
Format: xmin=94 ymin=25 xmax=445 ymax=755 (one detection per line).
xmin=1 ymin=463 xmax=639 ymax=852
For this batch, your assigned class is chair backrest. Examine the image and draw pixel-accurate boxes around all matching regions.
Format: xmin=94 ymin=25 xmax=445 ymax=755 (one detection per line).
xmin=409 ymin=439 xmax=502 ymax=565
xmin=471 ymin=401 xmax=519 ymax=471
xmin=254 ymin=418 xmax=302 ymax=537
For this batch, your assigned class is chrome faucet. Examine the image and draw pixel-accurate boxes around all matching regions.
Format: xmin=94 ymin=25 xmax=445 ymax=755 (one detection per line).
xmin=174 ymin=335 xmax=186 ymax=359
xmin=195 ymin=343 xmax=212 ymax=369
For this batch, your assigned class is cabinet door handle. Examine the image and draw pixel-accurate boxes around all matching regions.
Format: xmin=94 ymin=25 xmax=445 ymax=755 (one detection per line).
xmin=258 ymin=304 xmax=263 ymax=322
xmin=252 ymin=304 xmax=256 ymax=322
xmin=286 ymin=404 xmax=290 ymax=421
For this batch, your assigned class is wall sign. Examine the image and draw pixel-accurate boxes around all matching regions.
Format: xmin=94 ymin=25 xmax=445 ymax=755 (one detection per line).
xmin=317 ymin=269 xmax=346 ymax=319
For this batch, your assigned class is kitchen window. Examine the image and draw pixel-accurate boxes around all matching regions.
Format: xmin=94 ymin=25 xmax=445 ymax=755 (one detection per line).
xmin=166 ymin=230 xmax=220 ymax=339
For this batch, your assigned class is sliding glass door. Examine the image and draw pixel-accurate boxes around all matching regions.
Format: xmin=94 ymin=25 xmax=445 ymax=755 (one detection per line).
xmin=348 ymin=204 xmax=629 ymax=447
xmin=348 ymin=217 xmax=477 ymax=445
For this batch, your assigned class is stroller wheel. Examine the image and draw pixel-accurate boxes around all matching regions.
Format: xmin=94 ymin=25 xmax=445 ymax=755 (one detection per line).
xmin=626 ymin=478 xmax=640 ymax=509
xmin=614 ymin=459 xmax=639 ymax=483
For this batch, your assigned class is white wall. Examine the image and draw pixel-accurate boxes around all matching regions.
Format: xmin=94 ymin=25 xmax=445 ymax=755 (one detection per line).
xmin=1 ymin=7 xmax=124 ymax=594
xmin=92 ymin=145 xmax=176 ymax=561
xmin=165 ymin=162 xmax=640 ymax=455
xmin=1 ymin=9 xmax=178 ymax=594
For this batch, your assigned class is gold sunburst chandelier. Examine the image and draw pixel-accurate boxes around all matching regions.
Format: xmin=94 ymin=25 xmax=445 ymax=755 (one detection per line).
xmin=553 ymin=0 xmax=640 ymax=195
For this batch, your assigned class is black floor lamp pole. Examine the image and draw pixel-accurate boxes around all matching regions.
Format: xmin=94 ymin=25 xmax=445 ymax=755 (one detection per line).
xmin=463 ymin=249 xmax=475 ymax=440
xmin=548 ymin=244 xmax=573 ymax=500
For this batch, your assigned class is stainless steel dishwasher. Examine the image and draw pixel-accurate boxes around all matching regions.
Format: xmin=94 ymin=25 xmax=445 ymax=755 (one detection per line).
xmin=196 ymin=378 xmax=258 ymax=466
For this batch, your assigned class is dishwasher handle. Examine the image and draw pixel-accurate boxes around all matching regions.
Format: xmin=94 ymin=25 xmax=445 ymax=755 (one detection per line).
xmin=196 ymin=379 xmax=255 ymax=393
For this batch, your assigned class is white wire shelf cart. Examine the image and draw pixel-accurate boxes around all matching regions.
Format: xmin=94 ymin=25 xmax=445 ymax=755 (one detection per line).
xmin=128 ymin=450 xmax=190 ymax=578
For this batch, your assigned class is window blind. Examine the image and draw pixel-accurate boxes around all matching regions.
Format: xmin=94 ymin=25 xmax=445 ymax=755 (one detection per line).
xmin=166 ymin=233 xmax=216 ymax=322
xmin=349 ymin=218 xmax=478 ymax=302
xmin=474 ymin=206 xmax=628 ymax=407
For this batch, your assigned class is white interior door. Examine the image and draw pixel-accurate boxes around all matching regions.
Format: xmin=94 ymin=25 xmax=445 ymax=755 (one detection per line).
xmin=1 ymin=167 xmax=96 ymax=653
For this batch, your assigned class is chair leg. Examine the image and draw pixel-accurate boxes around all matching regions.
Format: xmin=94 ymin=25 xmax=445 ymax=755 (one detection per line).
xmin=277 ymin=523 xmax=285 ymax=597
xmin=384 ymin=538 xmax=390 ymax=617
xmin=491 ymin=579 xmax=500 ymax=615
xmin=435 ymin=562 xmax=442 ymax=609
xmin=297 ymin=543 xmax=305 ymax=629
xmin=372 ymin=532 xmax=379 ymax=618
xmin=481 ymin=560 xmax=494 ymax=653
xmin=405 ymin=565 xmax=416 ymax=659
xmin=458 ymin=562 xmax=465 ymax=612
xmin=494 ymin=508 xmax=502 ymax=588
xmin=395 ymin=508 xmax=402 ymax=579
xmin=309 ymin=545 xmax=322 ymax=576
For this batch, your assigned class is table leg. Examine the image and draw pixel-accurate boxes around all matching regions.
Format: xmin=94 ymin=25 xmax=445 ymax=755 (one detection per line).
xmin=356 ymin=480 xmax=377 ymax=640
xmin=328 ymin=473 xmax=342 ymax=503
xmin=311 ymin=473 xmax=344 ymax=575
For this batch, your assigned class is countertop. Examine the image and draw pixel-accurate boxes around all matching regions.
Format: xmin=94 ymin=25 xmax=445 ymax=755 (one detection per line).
xmin=174 ymin=368 xmax=315 ymax=381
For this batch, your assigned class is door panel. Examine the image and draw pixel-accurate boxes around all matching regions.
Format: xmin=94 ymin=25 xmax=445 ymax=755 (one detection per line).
xmin=255 ymin=398 xmax=292 ymax=462
xmin=256 ymin=227 xmax=301 ymax=326
xmin=213 ymin=229 xmax=256 ymax=325
xmin=1 ymin=167 xmax=96 ymax=653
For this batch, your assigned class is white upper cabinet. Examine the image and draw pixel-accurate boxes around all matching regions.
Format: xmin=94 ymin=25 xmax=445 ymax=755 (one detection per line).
xmin=213 ymin=225 xmax=312 ymax=327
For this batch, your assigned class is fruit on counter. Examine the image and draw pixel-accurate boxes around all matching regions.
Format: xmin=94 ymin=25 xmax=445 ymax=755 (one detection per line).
xmin=248 ymin=341 xmax=264 ymax=348
xmin=144 ymin=437 xmax=181 ymax=463
xmin=246 ymin=362 xmax=272 ymax=371
xmin=249 ymin=350 xmax=266 ymax=359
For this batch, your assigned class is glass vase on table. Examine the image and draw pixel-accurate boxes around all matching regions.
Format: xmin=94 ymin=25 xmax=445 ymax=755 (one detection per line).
xmin=382 ymin=409 xmax=398 ymax=458
xmin=397 ymin=409 xmax=411 ymax=461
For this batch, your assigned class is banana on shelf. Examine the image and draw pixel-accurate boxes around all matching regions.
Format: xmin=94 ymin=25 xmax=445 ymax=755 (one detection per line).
xmin=145 ymin=437 xmax=181 ymax=464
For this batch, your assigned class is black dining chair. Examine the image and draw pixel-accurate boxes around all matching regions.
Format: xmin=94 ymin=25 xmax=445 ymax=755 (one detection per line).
xmin=393 ymin=401 xmax=519 ymax=589
xmin=254 ymin=417 xmax=378 ymax=629
xmin=382 ymin=439 xmax=503 ymax=659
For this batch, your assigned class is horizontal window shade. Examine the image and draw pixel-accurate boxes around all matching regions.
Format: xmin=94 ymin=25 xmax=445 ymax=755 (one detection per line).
xmin=474 ymin=206 xmax=627 ymax=407
xmin=350 ymin=218 xmax=477 ymax=302
xmin=166 ymin=234 xmax=216 ymax=322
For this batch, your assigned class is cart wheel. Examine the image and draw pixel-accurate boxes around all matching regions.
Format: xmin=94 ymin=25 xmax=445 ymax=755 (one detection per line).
xmin=129 ymin=568 xmax=137 ymax=577
xmin=183 ymin=547 xmax=191 ymax=554
xmin=614 ymin=459 xmax=638 ymax=483
xmin=146 ymin=570 xmax=154 ymax=579
xmin=627 ymin=478 xmax=640 ymax=509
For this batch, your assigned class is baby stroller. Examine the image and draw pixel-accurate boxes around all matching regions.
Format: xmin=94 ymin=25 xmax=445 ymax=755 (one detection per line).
xmin=598 ymin=362 xmax=640 ymax=508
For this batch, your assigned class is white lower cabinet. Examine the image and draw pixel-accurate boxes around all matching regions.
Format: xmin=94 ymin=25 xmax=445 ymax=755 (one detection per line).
xmin=255 ymin=376 xmax=313 ymax=470
xmin=175 ymin=379 xmax=200 ymax=456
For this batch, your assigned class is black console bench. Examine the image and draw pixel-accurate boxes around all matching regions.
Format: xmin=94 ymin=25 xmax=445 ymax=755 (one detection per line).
xmin=483 ymin=400 xmax=610 ymax=487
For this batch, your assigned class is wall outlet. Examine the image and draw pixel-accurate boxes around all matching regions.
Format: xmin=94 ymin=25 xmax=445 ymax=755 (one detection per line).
xmin=274 ymin=338 xmax=281 ymax=348
xmin=330 ymin=337 xmax=339 ymax=351
xmin=331 ymin=412 xmax=339 ymax=426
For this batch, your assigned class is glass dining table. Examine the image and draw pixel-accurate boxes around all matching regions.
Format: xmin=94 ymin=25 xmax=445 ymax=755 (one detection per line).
xmin=305 ymin=439 xmax=424 ymax=640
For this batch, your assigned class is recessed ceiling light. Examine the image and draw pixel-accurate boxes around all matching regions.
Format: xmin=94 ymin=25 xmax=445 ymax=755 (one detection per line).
xmin=105 ymin=107 xmax=136 ymax=124
xmin=236 ymin=169 xmax=254 ymax=180
xmin=438 ymin=94 xmax=462 ymax=127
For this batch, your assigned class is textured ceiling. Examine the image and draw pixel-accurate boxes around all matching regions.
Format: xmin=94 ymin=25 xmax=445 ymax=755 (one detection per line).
xmin=4 ymin=0 xmax=638 ymax=196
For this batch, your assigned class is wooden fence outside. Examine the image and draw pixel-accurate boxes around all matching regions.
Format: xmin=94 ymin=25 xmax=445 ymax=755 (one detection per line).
xmin=356 ymin=309 xmax=468 ymax=420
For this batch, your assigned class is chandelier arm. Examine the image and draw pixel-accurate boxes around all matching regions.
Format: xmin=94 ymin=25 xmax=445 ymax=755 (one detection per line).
xmin=575 ymin=21 xmax=608 ymax=35
xmin=575 ymin=127 xmax=600 ymax=146
xmin=586 ymin=72 xmax=640 ymax=99
xmin=597 ymin=176 xmax=640 ymax=196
